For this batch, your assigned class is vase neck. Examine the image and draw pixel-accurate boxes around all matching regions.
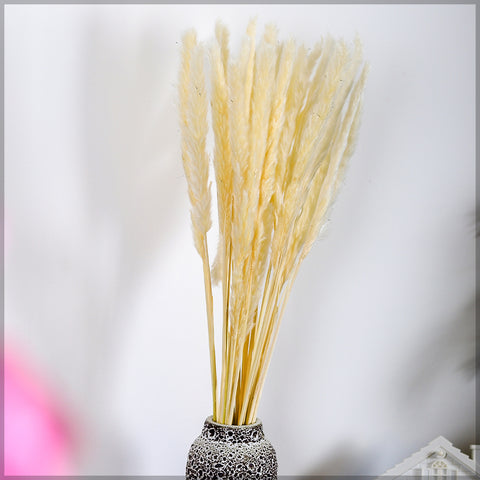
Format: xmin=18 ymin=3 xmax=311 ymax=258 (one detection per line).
xmin=201 ymin=417 xmax=265 ymax=443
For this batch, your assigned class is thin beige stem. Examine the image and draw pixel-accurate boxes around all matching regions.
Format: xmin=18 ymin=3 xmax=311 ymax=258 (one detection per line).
xmin=244 ymin=303 xmax=276 ymax=422
xmin=226 ymin=257 xmax=256 ymax=424
xmin=237 ymin=264 xmax=281 ymax=423
xmin=218 ymin=229 xmax=231 ymax=422
xmin=201 ymin=236 xmax=217 ymax=419
xmin=247 ymin=260 xmax=302 ymax=423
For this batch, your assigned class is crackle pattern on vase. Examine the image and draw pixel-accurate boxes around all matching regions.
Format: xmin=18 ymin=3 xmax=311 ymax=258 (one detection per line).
xmin=186 ymin=416 xmax=277 ymax=479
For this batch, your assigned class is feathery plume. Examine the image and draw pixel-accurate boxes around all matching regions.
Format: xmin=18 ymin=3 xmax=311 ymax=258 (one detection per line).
xmin=179 ymin=31 xmax=217 ymax=417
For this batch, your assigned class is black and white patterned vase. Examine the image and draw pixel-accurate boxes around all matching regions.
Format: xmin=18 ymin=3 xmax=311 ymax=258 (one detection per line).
xmin=186 ymin=416 xmax=278 ymax=479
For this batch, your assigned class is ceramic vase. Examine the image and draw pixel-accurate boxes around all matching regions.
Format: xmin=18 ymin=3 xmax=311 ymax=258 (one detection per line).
xmin=186 ymin=416 xmax=277 ymax=479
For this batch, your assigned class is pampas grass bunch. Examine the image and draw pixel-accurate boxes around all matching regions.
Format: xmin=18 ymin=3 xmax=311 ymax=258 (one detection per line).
xmin=179 ymin=21 xmax=367 ymax=426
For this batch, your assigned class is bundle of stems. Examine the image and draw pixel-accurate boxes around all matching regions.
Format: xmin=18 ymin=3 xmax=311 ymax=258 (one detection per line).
xmin=179 ymin=21 xmax=367 ymax=425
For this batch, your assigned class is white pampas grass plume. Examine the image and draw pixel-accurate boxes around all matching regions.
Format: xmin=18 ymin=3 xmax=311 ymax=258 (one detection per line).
xmin=179 ymin=30 xmax=217 ymax=417
xmin=179 ymin=31 xmax=212 ymax=254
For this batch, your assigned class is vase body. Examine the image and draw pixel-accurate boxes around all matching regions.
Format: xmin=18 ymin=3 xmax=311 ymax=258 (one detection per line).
xmin=186 ymin=416 xmax=277 ymax=479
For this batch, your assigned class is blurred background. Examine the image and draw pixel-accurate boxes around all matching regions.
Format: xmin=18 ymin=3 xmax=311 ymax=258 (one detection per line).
xmin=4 ymin=4 xmax=476 ymax=476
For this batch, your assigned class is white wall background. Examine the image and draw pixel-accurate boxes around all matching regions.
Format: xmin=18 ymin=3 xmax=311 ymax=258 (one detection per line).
xmin=5 ymin=4 xmax=476 ymax=476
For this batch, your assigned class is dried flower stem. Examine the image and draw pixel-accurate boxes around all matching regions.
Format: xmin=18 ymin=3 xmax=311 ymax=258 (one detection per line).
xmin=179 ymin=31 xmax=217 ymax=417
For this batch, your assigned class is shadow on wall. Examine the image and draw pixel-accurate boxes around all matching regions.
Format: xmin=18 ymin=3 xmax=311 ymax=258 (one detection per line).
xmin=304 ymin=442 xmax=378 ymax=478
xmin=265 ymin=207 xmax=476 ymax=476
xmin=76 ymin=18 xmax=182 ymax=473
xmin=401 ymin=295 xmax=476 ymax=398
xmin=397 ymin=209 xmax=477 ymax=455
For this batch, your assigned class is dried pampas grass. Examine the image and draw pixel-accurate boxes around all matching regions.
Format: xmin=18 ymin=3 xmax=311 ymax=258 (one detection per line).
xmin=179 ymin=21 xmax=368 ymax=425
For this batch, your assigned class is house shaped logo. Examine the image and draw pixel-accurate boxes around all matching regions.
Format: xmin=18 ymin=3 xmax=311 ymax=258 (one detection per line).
xmin=380 ymin=436 xmax=479 ymax=478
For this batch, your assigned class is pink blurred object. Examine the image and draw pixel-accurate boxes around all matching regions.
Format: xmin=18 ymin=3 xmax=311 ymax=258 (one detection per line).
xmin=5 ymin=346 xmax=75 ymax=475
